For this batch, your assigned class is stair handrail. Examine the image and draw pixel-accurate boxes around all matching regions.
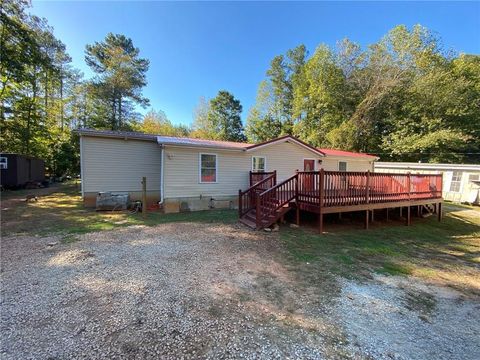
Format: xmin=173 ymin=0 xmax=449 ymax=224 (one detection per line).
xmin=239 ymin=172 xmax=277 ymax=218
xmin=256 ymin=173 xmax=298 ymax=228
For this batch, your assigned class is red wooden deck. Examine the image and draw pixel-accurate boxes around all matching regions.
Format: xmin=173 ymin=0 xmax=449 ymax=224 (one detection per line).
xmin=239 ymin=170 xmax=443 ymax=232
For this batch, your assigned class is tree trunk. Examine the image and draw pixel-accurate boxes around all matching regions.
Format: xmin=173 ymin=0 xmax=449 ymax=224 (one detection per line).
xmin=111 ymin=88 xmax=116 ymax=130
xmin=60 ymin=74 xmax=64 ymax=132
xmin=117 ymin=95 xmax=122 ymax=129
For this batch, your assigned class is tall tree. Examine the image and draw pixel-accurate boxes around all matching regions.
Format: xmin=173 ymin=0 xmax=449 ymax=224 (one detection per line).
xmin=85 ymin=33 xmax=149 ymax=130
xmin=246 ymin=45 xmax=307 ymax=140
xmin=206 ymin=91 xmax=246 ymax=142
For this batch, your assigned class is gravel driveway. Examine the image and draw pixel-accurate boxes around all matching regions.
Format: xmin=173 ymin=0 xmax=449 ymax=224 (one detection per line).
xmin=1 ymin=222 xmax=479 ymax=359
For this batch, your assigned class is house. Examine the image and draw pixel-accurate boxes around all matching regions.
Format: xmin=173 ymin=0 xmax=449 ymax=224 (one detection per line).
xmin=375 ymin=162 xmax=480 ymax=205
xmin=0 ymin=154 xmax=45 ymax=189
xmin=77 ymin=129 xmax=377 ymax=212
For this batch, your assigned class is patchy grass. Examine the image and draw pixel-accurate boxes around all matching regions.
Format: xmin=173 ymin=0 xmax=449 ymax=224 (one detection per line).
xmin=1 ymin=184 xmax=237 ymax=238
xmin=280 ymin=204 xmax=480 ymax=296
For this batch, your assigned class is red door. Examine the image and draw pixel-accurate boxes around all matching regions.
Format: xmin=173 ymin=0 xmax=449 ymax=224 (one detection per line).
xmin=304 ymin=159 xmax=315 ymax=172
xmin=303 ymin=159 xmax=315 ymax=192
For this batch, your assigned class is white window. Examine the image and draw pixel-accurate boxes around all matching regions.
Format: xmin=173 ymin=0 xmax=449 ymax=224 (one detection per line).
xmin=449 ymin=171 xmax=462 ymax=192
xmin=0 ymin=157 xmax=7 ymax=169
xmin=199 ymin=153 xmax=217 ymax=183
xmin=468 ymin=174 xmax=479 ymax=182
xmin=252 ymin=156 xmax=266 ymax=172
xmin=338 ymin=161 xmax=347 ymax=172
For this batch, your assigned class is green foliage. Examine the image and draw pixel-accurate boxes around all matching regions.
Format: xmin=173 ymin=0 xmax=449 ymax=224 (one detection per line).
xmin=246 ymin=45 xmax=307 ymax=142
xmin=0 ymin=0 xmax=78 ymax=175
xmin=85 ymin=33 xmax=150 ymax=130
xmin=248 ymin=25 xmax=480 ymax=162
xmin=195 ymin=91 xmax=246 ymax=142
xmin=135 ymin=109 xmax=190 ymax=136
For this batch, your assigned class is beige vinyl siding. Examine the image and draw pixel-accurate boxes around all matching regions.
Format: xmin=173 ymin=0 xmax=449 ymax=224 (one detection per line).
xmin=163 ymin=140 xmax=375 ymax=199
xmin=321 ymin=157 xmax=374 ymax=172
xmin=249 ymin=141 xmax=322 ymax=181
xmin=163 ymin=141 xmax=320 ymax=198
xmin=163 ymin=146 xmax=249 ymax=198
xmin=81 ymin=136 xmax=161 ymax=193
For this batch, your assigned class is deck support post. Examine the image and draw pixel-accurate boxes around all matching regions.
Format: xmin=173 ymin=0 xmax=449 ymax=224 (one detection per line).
xmin=295 ymin=170 xmax=300 ymax=225
xmin=319 ymin=211 xmax=324 ymax=234
xmin=338 ymin=212 xmax=342 ymax=221
xmin=318 ymin=169 xmax=325 ymax=234
xmin=255 ymin=195 xmax=260 ymax=230
xmin=406 ymin=206 xmax=411 ymax=226
xmin=399 ymin=207 xmax=403 ymax=218
xmin=365 ymin=210 xmax=369 ymax=229
xmin=238 ymin=189 xmax=242 ymax=218
xmin=366 ymin=170 xmax=370 ymax=204
xmin=371 ymin=209 xmax=374 ymax=222
xmin=437 ymin=202 xmax=442 ymax=222
xmin=386 ymin=208 xmax=389 ymax=221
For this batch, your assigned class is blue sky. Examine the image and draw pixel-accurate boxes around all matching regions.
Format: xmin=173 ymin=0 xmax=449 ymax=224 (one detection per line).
xmin=31 ymin=1 xmax=480 ymax=126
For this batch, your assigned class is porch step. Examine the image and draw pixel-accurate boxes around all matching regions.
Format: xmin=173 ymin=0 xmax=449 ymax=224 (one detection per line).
xmin=239 ymin=205 xmax=292 ymax=230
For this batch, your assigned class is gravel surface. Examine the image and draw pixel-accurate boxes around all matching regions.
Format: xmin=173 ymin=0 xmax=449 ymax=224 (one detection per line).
xmin=335 ymin=275 xmax=480 ymax=360
xmin=1 ymin=222 xmax=479 ymax=359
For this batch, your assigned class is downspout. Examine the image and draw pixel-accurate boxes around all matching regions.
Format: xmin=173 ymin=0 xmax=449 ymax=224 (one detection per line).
xmin=157 ymin=137 xmax=165 ymax=205
xmin=80 ymin=135 xmax=84 ymax=197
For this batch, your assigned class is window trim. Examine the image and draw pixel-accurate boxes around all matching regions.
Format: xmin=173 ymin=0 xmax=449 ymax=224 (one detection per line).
xmin=0 ymin=157 xmax=7 ymax=170
xmin=251 ymin=156 xmax=266 ymax=172
xmin=199 ymin=153 xmax=218 ymax=184
xmin=338 ymin=161 xmax=347 ymax=172
xmin=449 ymin=171 xmax=462 ymax=192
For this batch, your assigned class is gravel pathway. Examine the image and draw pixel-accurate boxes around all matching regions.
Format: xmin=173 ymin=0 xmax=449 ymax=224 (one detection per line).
xmin=1 ymin=222 xmax=479 ymax=359
xmin=1 ymin=223 xmax=344 ymax=359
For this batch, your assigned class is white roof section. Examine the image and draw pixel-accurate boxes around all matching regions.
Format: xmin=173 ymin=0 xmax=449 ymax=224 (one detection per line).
xmin=375 ymin=162 xmax=480 ymax=172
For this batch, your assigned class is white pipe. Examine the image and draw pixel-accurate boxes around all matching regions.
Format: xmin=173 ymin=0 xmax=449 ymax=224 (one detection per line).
xmin=159 ymin=144 xmax=164 ymax=205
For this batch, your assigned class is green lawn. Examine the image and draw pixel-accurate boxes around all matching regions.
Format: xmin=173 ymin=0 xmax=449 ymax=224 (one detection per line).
xmin=1 ymin=184 xmax=237 ymax=240
xmin=280 ymin=204 xmax=480 ymax=296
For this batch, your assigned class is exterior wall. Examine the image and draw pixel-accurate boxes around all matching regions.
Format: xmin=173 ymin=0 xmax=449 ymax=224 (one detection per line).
xmin=321 ymin=157 xmax=374 ymax=172
xmin=163 ymin=141 xmax=323 ymax=199
xmin=81 ymin=136 xmax=161 ymax=207
xmin=374 ymin=163 xmax=480 ymax=204
xmin=80 ymin=135 xmax=376 ymax=211
xmin=163 ymin=140 xmax=374 ymax=210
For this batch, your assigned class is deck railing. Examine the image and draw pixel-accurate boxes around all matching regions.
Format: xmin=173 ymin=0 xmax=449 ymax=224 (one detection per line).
xmin=249 ymin=171 xmax=276 ymax=186
xmin=239 ymin=172 xmax=277 ymax=218
xmin=256 ymin=174 xmax=298 ymax=228
xmin=296 ymin=170 xmax=443 ymax=207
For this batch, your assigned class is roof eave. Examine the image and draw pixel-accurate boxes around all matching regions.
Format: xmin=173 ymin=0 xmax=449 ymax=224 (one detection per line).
xmin=245 ymin=136 xmax=326 ymax=157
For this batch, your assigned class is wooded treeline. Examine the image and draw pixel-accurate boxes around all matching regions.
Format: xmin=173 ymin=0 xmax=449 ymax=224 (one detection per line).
xmin=1 ymin=0 xmax=479 ymax=178
xmin=1 ymin=0 xmax=151 ymax=176
xmin=246 ymin=25 xmax=480 ymax=163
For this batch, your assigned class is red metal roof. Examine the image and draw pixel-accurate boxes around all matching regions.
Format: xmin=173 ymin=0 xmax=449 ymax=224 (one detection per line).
xmin=317 ymin=148 xmax=378 ymax=159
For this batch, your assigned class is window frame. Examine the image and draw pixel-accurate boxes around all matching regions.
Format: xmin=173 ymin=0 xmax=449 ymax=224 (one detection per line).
xmin=0 ymin=157 xmax=7 ymax=170
xmin=468 ymin=174 xmax=479 ymax=182
xmin=251 ymin=156 xmax=266 ymax=173
xmin=449 ymin=171 xmax=462 ymax=192
xmin=199 ymin=153 xmax=218 ymax=184
xmin=338 ymin=161 xmax=347 ymax=172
